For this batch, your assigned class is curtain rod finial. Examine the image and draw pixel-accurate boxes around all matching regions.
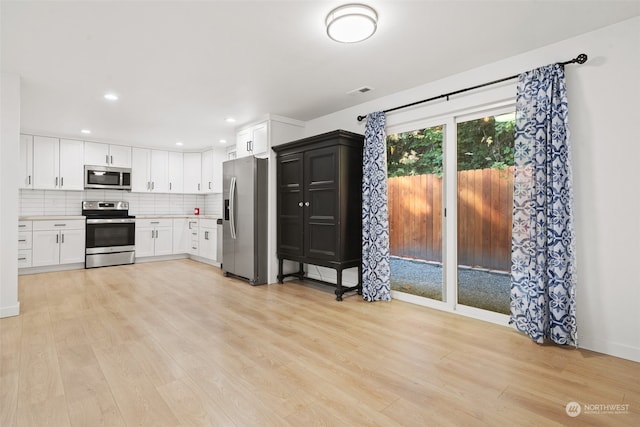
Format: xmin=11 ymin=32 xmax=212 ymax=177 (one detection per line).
xmin=576 ymin=53 xmax=588 ymax=64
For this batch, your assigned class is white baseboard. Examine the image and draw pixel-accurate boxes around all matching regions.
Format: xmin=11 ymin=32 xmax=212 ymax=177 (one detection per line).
xmin=0 ymin=302 xmax=20 ymax=318
xmin=578 ymin=335 xmax=640 ymax=363
xmin=19 ymin=262 xmax=84 ymax=275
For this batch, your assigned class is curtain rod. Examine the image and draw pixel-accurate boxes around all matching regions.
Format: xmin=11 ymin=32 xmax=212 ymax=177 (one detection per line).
xmin=356 ymin=53 xmax=588 ymax=122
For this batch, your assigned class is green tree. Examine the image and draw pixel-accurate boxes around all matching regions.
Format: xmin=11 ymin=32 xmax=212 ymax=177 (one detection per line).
xmin=386 ymin=115 xmax=515 ymax=177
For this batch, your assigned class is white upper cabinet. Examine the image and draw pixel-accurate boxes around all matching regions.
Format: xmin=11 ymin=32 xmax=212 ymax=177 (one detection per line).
xmin=131 ymin=148 xmax=169 ymax=192
xmin=84 ymin=141 xmax=131 ymax=168
xmin=32 ymin=136 xmax=84 ymax=190
xmin=183 ymin=152 xmax=202 ymax=194
xmin=201 ymin=149 xmax=225 ymax=193
xmin=150 ymin=149 xmax=169 ymax=193
xmin=20 ymin=134 xmax=33 ymax=189
xmin=131 ymin=147 xmax=151 ymax=192
xmin=168 ymin=151 xmax=184 ymax=193
xmin=236 ymin=122 xmax=268 ymax=158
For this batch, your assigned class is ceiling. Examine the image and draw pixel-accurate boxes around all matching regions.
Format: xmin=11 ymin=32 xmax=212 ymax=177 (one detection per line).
xmin=2 ymin=1 xmax=638 ymax=152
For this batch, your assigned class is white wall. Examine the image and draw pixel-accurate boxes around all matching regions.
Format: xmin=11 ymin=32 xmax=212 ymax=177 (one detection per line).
xmin=1 ymin=73 xmax=21 ymax=318
xmin=304 ymin=17 xmax=640 ymax=362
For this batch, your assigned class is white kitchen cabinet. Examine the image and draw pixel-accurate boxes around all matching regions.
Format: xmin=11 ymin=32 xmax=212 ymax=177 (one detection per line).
xmin=20 ymin=134 xmax=34 ymax=189
xmin=183 ymin=152 xmax=202 ymax=193
xmin=236 ymin=122 xmax=267 ymax=158
xmin=135 ymin=219 xmax=173 ymax=257
xmin=31 ymin=220 xmax=85 ymax=267
xmin=18 ymin=221 xmax=33 ymax=268
xmin=172 ymin=218 xmax=188 ymax=254
xmin=168 ymin=151 xmax=184 ymax=193
xmin=84 ymin=141 xmax=131 ymax=168
xmin=187 ymin=219 xmax=199 ymax=255
xmin=131 ymin=148 xmax=169 ymax=193
xmin=198 ymin=219 xmax=217 ymax=261
xmin=32 ymin=136 xmax=84 ymax=190
xmin=201 ymin=149 xmax=225 ymax=193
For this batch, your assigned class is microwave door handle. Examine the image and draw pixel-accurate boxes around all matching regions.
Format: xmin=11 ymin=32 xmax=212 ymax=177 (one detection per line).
xmin=229 ymin=176 xmax=237 ymax=240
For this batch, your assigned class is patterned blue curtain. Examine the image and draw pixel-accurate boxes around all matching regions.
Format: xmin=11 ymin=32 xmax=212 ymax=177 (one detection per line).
xmin=510 ymin=64 xmax=577 ymax=346
xmin=362 ymin=111 xmax=391 ymax=301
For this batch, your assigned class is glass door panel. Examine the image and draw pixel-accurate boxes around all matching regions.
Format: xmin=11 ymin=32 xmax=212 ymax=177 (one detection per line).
xmin=456 ymin=112 xmax=515 ymax=314
xmin=387 ymin=125 xmax=444 ymax=301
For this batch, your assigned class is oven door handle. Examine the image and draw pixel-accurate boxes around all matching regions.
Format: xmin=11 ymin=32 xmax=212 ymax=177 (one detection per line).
xmin=86 ymin=218 xmax=136 ymax=224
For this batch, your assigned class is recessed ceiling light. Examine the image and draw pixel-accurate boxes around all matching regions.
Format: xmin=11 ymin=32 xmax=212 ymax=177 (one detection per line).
xmin=225 ymin=117 xmax=236 ymax=123
xmin=176 ymin=141 xmax=184 ymax=146
xmin=104 ymin=93 xmax=119 ymax=101
xmin=219 ymin=139 xmax=227 ymax=144
xmin=81 ymin=129 xmax=91 ymax=134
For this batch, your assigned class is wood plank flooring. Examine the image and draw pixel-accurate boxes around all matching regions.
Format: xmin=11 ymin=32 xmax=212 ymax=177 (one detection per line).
xmin=1 ymin=259 xmax=639 ymax=426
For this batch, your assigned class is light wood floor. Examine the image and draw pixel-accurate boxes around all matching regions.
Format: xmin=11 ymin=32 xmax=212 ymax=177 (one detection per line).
xmin=1 ymin=259 xmax=638 ymax=426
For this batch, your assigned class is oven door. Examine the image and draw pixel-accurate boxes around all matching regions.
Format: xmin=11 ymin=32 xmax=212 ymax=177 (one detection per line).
xmin=85 ymin=218 xmax=135 ymax=254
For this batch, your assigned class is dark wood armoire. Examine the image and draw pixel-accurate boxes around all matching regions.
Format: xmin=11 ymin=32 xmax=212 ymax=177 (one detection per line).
xmin=272 ymin=129 xmax=363 ymax=300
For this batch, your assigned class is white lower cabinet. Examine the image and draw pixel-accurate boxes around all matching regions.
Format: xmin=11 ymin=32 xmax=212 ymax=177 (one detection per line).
xmin=135 ymin=219 xmax=173 ymax=257
xmin=18 ymin=221 xmax=33 ymax=268
xmin=32 ymin=220 xmax=85 ymax=267
xmin=172 ymin=218 xmax=189 ymax=254
xmin=198 ymin=219 xmax=217 ymax=261
xmin=187 ymin=219 xmax=199 ymax=256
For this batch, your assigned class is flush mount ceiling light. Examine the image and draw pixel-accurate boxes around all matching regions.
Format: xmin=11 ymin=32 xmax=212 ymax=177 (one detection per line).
xmin=104 ymin=93 xmax=119 ymax=101
xmin=326 ymin=3 xmax=378 ymax=43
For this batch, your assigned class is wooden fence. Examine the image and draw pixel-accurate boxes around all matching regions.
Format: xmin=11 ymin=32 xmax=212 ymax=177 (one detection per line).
xmin=388 ymin=166 xmax=514 ymax=271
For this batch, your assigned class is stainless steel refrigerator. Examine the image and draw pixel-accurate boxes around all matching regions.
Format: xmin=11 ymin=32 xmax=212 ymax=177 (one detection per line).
xmin=222 ymin=156 xmax=268 ymax=285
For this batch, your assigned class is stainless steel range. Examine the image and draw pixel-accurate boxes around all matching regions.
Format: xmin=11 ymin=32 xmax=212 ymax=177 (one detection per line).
xmin=82 ymin=201 xmax=135 ymax=268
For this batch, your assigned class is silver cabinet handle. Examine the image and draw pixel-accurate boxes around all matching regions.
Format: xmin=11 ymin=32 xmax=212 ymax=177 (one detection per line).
xmin=106 ymin=154 xmax=109 ymax=164
xmin=197 ymin=183 xmax=200 ymax=191
xmin=55 ymin=177 xmax=58 ymax=187
xmin=208 ymin=182 xmax=212 ymax=190
xmin=61 ymin=177 xmax=64 ymax=187
xmin=54 ymin=224 xmax=66 ymax=227
xmin=28 ymin=176 xmax=31 ymax=185
xmin=19 ymin=224 xmax=26 ymax=228
xmin=169 ymin=182 xmax=172 ymax=191
xmin=151 ymin=182 xmax=155 ymax=190
xmin=305 ymin=202 xmax=310 ymax=207
xmin=61 ymin=233 xmax=64 ymax=243
xmin=110 ymin=155 xmax=113 ymax=164
xmin=147 ymin=181 xmax=150 ymax=190
xmin=298 ymin=202 xmax=303 ymax=207
xmin=56 ymin=234 xmax=59 ymax=244
xmin=18 ymin=257 xmax=27 ymax=261
xmin=151 ymin=221 xmax=160 ymax=224
xmin=205 ymin=231 xmax=209 ymax=240
xmin=18 ymin=239 xmax=26 ymax=242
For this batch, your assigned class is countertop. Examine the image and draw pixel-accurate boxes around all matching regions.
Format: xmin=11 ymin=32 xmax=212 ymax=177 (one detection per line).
xmin=135 ymin=215 xmax=221 ymax=220
xmin=20 ymin=216 xmax=86 ymax=221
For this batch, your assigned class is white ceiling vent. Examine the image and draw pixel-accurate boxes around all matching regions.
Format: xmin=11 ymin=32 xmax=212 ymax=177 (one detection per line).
xmin=347 ymin=86 xmax=374 ymax=96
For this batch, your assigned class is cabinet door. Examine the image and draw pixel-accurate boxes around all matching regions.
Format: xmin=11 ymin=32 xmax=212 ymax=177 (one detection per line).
xmin=168 ymin=152 xmax=184 ymax=193
xmin=109 ymin=145 xmax=131 ymax=168
xmin=33 ymin=136 xmax=59 ymax=190
xmin=59 ymin=228 xmax=85 ymax=264
xmin=172 ymin=218 xmax=188 ymax=254
xmin=59 ymin=139 xmax=84 ymax=190
xmin=251 ymin=122 xmax=268 ymax=157
xmin=20 ymin=134 xmax=33 ymax=189
xmin=131 ymin=148 xmax=151 ymax=192
xmin=150 ymin=149 xmax=169 ymax=193
xmin=199 ymin=227 xmax=217 ymax=261
xmin=183 ymin=152 xmax=202 ymax=193
xmin=84 ymin=141 xmax=109 ymax=166
xmin=201 ymin=150 xmax=214 ymax=193
xmin=135 ymin=227 xmax=155 ymax=257
xmin=304 ymin=146 xmax=339 ymax=260
xmin=32 ymin=230 xmax=60 ymax=266
xmin=236 ymin=129 xmax=251 ymax=158
xmin=154 ymin=227 xmax=173 ymax=256
xmin=277 ymin=152 xmax=304 ymax=257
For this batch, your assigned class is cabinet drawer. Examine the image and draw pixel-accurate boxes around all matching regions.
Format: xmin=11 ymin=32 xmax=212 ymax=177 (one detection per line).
xmin=136 ymin=218 xmax=173 ymax=228
xmin=18 ymin=232 xmax=32 ymax=249
xmin=32 ymin=219 xmax=85 ymax=231
xmin=199 ymin=219 xmax=217 ymax=229
xmin=18 ymin=221 xmax=33 ymax=231
xmin=18 ymin=250 xmax=32 ymax=268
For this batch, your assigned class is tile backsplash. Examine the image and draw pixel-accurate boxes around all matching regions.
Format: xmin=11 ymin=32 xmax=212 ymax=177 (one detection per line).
xmin=19 ymin=189 xmax=222 ymax=217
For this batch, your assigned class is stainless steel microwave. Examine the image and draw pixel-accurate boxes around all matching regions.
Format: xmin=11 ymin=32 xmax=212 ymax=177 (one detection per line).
xmin=84 ymin=165 xmax=132 ymax=190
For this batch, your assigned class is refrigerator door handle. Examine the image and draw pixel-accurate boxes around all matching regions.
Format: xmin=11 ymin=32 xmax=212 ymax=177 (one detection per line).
xmin=229 ymin=176 xmax=237 ymax=240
